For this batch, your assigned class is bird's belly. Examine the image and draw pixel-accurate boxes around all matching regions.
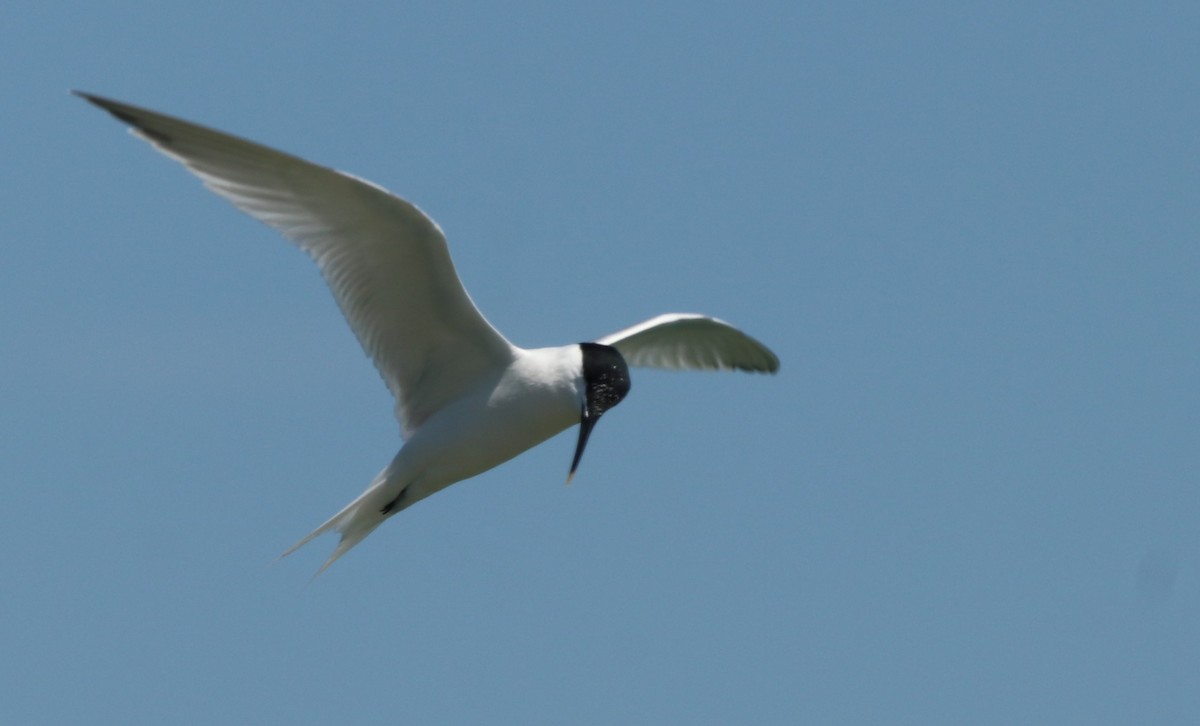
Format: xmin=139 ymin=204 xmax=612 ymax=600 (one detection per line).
xmin=393 ymin=381 xmax=579 ymax=500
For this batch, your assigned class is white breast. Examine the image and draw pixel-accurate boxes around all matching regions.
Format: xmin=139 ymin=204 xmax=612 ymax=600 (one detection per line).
xmin=386 ymin=345 xmax=585 ymax=504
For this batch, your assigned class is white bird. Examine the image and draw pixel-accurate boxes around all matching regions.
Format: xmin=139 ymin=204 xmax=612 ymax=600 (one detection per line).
xmin=77 ymin=91 xmax=780 ymax=574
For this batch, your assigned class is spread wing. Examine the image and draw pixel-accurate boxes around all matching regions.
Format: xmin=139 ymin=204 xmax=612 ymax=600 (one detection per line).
xmin=77 ymin=92 xmax=515 ymax=438
xmin=596 ymin=313 xmax=779 ymax=373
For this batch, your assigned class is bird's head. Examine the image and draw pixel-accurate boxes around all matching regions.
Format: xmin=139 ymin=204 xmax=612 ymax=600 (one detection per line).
xmin=567 ymin=342 xmax=631 ymax=483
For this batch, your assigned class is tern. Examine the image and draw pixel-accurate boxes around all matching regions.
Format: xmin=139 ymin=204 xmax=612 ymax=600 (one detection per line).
xmin=77 ymin=92 xmax=780 ymax=573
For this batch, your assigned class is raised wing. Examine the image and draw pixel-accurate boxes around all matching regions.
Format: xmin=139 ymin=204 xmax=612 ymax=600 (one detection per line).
xmin=77 ymin=91 xmax=515 ymax=438
xmin=596 ymin=313 xmax=779 ymax=373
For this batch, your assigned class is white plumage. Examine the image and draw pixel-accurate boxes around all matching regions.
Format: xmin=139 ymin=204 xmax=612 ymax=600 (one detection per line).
xmin=78 ymin=92 xmax=780 ymax=573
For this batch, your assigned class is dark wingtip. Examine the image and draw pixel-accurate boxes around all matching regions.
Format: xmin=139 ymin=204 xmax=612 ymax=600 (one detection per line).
xmin=71 ymin=89 xmax=108 ymax=107
xmin=749 ymin=343 xmax=781 ymax=375
xmin=73 ymin=90 xmax=174 ymax=144
xmin=731 ymin=353 xmax=780 ymax=375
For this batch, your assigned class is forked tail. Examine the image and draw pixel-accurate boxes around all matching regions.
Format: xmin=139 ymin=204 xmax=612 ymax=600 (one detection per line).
xmin=278 ymin=467 xmax=402 ymax=576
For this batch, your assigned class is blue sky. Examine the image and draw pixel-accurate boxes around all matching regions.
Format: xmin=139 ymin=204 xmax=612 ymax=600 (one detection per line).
xmin=3 ymin=2 xmax=1198 ymax=723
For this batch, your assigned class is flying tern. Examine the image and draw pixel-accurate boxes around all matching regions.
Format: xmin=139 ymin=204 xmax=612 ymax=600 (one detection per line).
xmin=77 ymin=92 xmax=780 ymax=573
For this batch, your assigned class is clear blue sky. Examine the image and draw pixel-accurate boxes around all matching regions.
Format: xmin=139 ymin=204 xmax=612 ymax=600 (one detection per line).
xmin=4 ymin=3 xmax=1198 ymax=723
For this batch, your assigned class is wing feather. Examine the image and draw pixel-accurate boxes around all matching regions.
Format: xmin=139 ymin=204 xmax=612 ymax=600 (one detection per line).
xmin=77 ymin=92 xmax=514 ymax=438
xmin=596 ymin=313 xmax=779 ymax=373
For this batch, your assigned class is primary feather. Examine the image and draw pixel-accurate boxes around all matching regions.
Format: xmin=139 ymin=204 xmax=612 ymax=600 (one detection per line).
xmin=597 ymin=314 xmax=779 ymax=373
xmin=74 ymin=91 xmax=514 ymax=438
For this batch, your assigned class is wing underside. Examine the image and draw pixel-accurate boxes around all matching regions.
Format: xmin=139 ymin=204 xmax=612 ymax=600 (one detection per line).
xmin=77 ymin=92 xmax=515 ymax=436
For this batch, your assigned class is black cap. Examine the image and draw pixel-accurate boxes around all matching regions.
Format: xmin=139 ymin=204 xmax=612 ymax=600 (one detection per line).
xmin=567 ymin=343 xmax=631 ymax=482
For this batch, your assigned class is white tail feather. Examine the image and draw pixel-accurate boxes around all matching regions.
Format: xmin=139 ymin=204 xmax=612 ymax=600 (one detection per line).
xmin=278 ymin=466 xmax=403 ymax=576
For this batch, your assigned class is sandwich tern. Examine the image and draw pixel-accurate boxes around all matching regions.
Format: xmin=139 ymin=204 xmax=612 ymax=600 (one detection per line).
xmin=76 ymin=92 xmax=780 ymax=573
